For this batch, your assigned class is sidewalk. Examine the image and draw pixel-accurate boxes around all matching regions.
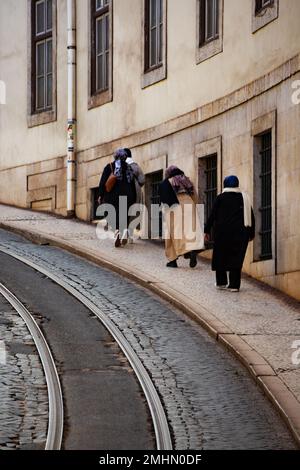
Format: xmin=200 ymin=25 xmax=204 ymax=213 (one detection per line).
xmin=0 ymin=203 xmax=300 ymax=445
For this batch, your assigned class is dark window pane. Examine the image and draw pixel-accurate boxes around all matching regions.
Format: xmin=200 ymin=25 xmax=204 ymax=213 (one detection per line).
xmin=46 ymin=39 xmax=52 ymax=73
xmin=105 ymin=14 xmax=109 ymax=50
xmin=96 ymin=17 xmax=104 ymax=54
xmin=96 ymin=54 xmax=104 ymax=90
xmin=159 ymin=0 xmax=163 ymax=22
xmin=150 ymin=28 xmax=157 ymax=67
xmin=150 ymin=0 xmax=157 ymax=28
xmin=36 ymin=0 xmax=45 ymax=35
xmin=96 ymin=0 xmax=108 ymax=10
xmin=206 ymin=0 xmax=213 ymax=40
xmin=159 ymin=23 xmax=163 ymax=62
xmin=36 ymin=42 xmax=45 ymax=76
xmin=37 ymin=76 xmax=45 ymax=109
xmin=105 ymin=51 xmax=109 ymax=88
xmin=46 ymin=0 xmax=52 ymax=31
xmin=46 ymin=74 xmax=52 ymax=107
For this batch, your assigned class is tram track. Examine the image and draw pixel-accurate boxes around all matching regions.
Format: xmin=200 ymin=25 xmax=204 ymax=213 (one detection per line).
xmin=0 ymin=245 xmax=172 ymax=450
xmin=0 ymin=283 xmax=63 ymax=450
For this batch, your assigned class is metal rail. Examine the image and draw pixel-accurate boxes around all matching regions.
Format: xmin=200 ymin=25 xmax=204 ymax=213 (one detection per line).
xmin=0 ymin=245 xmax=172 ymax=450
xmin=0 ymin=282 xmax=64 ymax=450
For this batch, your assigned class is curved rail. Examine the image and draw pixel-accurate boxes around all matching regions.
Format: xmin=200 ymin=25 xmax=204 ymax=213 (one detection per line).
xmin=0 ymin=245 xmax=172 ymax=450
xmin=0 ymin=282 xmax=64 ymax=450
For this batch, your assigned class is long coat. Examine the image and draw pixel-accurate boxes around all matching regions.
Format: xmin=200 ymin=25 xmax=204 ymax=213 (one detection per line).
xmin=159 ymin=179 xmax=204 ymax=261
xmin=205 ymin=192 xmax=255 ymax=271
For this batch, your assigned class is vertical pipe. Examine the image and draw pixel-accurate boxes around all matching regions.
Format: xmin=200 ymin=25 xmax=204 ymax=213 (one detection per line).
xmin=67 ymin=0 xmax=76 ymax=217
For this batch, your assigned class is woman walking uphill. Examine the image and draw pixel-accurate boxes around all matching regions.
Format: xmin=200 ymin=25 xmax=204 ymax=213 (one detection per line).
xmin=98 ymin=148 xmax=136 ymax=247
xmin=204 ymin=175 xmax=255 ymax=292
xmin=159 ymin=165 xmax=204 ymax=268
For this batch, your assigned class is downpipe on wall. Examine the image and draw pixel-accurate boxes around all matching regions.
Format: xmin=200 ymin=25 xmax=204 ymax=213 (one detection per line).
xmin=67 ymin=0 xmax=77 ymax=217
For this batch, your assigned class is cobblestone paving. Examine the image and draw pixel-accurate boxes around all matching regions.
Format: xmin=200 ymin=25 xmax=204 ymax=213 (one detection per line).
xmin=0 ymin=295 xmax=48 ymax=450
xmin=0 ymin=229 xmax=296 ymax=450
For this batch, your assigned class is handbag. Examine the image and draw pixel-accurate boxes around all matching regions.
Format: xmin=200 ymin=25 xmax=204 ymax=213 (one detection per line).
xmin=105 ymin=163 xmax=117 ymax=192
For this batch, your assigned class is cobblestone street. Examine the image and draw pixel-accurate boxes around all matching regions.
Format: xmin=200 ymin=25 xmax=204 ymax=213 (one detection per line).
xmin=0 ymin=227 xmax=297 ymax=449
xmin=0 ymin=295 xmax=48 ymax=450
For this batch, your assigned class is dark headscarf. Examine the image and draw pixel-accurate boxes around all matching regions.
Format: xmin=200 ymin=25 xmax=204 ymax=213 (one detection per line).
xmin=224 ymin=175 xmax=239 ymax=188
xmin=124 ymin=148 xmax=132 ymax=160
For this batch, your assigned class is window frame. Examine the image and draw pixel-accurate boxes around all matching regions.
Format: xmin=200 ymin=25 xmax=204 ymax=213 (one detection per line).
xmin=88 ymin=0 xmax=113 ymax=109
xmin=196 ymin=0 xmax=223 ymax=64
xmin=251 ymin=110 xmax=277 ymax=272
xmin=28 ymin=0 xmax=57 ymax=127
xmin=252 ymin=0 xmax=278 ymax=33
xmin=142 ymin=0 xmax=167 ymax=89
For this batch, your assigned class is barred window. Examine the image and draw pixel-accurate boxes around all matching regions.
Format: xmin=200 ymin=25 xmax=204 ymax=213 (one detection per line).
xmin=91 ymin=0 xmax=110 ymax=95
xmin=32 ymin=0 xmax=53 ymax=112
xmin=145 ymin=0 xmax=163 ymax=71
xmin=199 ymin=0 xmax=219 ymax=46
xmin=257 ymin=131 xmax=272 ymax=260
xmin=204 ymin=154 xmax=218 ymax=226
xmin=198 ymin=153 xmax=218 ymax=244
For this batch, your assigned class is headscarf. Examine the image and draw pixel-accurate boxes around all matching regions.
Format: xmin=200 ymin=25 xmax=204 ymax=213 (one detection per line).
xmin=165 ymin=165 xmax=194 ymax=195
xmin=224 ymin=175 xmax=239 ymax=188
xmin=222 ymin=175 xmax=252 ymax=227
xmin=113 ymin=148 xmax=134 ymax=183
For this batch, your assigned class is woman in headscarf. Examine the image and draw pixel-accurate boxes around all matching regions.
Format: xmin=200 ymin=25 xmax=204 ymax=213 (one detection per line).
xmin=159 ymin=165 xmax=204 ymax=268
xmin=204 ymin=175 xmax=255 ymax=292
xmin=98 ymin=148 xmax=136 ymax=247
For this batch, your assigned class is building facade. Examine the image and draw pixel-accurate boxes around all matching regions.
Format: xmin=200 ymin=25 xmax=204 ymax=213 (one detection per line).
xmin=0 ymin=0 xmax=300 ymax=299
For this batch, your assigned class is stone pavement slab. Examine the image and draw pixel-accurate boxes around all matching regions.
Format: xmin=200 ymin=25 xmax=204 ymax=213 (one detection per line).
xmin=0 ymin=204 xmax=300 ymax=445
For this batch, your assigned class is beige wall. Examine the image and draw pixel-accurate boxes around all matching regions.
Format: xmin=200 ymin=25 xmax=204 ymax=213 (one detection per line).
xmin=1 ymin=0 xmax=300 ymax=169
xmin=0 ymin=0 xmax=300 ymax=299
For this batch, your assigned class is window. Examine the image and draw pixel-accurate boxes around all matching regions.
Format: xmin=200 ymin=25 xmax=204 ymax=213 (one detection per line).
xmin=196 ymin=0 xmax=223 ymax=64
xmin=91 ymin=0 xmax=110 ymax=94
xmin=252 ymin=0 xmax=278 ymax=33
xmin=145 ymin=170 xmax=163 ymax=239
xmin=145 ymin=0 xmax=163 ymax=71
xmin=32 ymin=0 xmax=53 ymax=112
xmin=256 ymin=131 xmax=272 ymax=260
xmin=142 ymin=0 xmax=167 ymax=89
xmin=255 ymin=0 xmax=273 ymax=15
xmin=28 ymin=0 xmax=56 ymax=127
xmin=89 ymin=0 xmax=113 ymax=108
xmin=199 ymin=0 xmax=219 ymax=46
xmin=198 ymin=153 xmax=218 ymax=245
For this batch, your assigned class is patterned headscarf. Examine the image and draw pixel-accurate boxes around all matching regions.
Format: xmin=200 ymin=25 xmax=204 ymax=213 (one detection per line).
xmin=113 ymin=148 xmax=134 ymax=182
xmin=165 ymin=165 xmax=194 ymax=195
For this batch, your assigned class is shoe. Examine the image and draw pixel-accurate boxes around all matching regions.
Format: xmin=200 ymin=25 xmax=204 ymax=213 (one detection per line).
xmin=189 ymin=251 xmax=197 ymax=268
xmin=215 ymin=285 xmax=227 ymax=290
xmin=166 ymin=260 xmax=178 ymax=268
xmin=184 ymin=253 xmax=191 ymax=259
xmin=227 ymin=287 xmax=240 ymax=292
xmin=114 ymin=231 xmax=121 ymax=248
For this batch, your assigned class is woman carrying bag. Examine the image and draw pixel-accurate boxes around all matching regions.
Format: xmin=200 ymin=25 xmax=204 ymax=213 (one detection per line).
xmin=98 ymin=148 xmax=136 ymax=247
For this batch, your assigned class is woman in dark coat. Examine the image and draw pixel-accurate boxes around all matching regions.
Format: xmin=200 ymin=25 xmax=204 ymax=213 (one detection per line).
xmin=98 ymin=148 xmax=136 ymax=247
xmin=204 ymin=175 xmax=255 ymax=291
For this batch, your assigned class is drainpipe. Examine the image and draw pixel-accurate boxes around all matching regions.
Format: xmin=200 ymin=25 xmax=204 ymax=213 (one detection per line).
xmin=67 ymin=0 xmax=77 ymax=217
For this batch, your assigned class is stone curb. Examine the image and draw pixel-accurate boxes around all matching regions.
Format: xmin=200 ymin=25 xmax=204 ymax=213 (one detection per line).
xmin=1 ymin=220 xmax=300 ymax=448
